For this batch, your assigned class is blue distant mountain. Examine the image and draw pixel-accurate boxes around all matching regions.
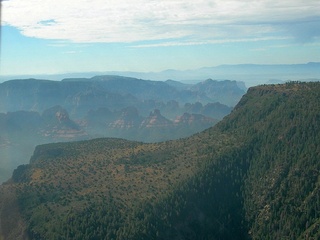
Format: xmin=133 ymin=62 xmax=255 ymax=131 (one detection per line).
xmin=1 ymin=62 xmax=319 ymax=87
xmin=0 ymin=76 xmax=239 ymax=183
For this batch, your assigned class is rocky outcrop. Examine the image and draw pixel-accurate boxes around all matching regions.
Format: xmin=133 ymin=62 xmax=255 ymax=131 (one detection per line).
xmin=41 ymin=106 xmax=86 ymax=139
xmin=174 ymin=113 xmax=217 ymax=125
xmin=140 ymin=109 xmax=173 ymax=128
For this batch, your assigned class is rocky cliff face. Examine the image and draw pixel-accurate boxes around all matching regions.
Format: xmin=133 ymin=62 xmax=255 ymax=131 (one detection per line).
xmin=109 ymin=107 xmax=143 ymax=129
xmin=174 ymin=112 xmax=216 ymax=125
xmin=41 ymin=106 xmax=86 ymax=139
xmin=42 ymin=106 xmax=77 ymax=128
xmin=140 ymin=109 xmax=173 ymax=128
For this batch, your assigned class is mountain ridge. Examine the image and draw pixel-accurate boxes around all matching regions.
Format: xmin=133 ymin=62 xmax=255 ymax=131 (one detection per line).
xmin=0 ymin=76 xmax=243 ymax=115
xmin=1 ymin=62 xmax=319 ymax=86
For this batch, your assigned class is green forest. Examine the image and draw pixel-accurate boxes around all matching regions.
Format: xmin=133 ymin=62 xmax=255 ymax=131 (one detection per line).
xmin=0 ymin=82 xmax=319 ymax=239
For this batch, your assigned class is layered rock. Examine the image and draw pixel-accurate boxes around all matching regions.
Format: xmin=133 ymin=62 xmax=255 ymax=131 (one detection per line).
xmin=109 ymin=107 xmax=143 ymax=129
xmin=41 ymin=105 xmax=86 ymax=139
xmin=174 ymin=113 xmax=217 ymax=125
xmin=140 ymin=109 xmax=173 ymax=128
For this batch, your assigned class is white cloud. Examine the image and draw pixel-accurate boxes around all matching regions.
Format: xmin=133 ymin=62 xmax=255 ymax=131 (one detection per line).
xmin=131 ymin=36 xmax=291 ymax=48
xmin=2 ymin=0 xmax=320 ymax=44
xmin=62 ymin=51 xmax=82 ymax=54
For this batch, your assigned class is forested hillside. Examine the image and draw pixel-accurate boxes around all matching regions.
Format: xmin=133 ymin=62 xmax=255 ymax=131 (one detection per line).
xmin=0 ymin=82 xmax=319 ymax=239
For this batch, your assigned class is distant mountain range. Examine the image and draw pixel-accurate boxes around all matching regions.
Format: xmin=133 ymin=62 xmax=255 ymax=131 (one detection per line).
xmin=0 ymin=76 xmax=243 ymax=115
xmin=1 ymin=62 xmax=319 ymax=86
xmin=0 ymin=76 xmax=240 ymax=183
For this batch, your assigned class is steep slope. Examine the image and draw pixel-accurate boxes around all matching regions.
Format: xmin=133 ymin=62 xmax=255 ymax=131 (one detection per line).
xmin=0 ymin=82 xmax=319 ymax=239
xmin=229 ymin=83 xmax=320 ymax=239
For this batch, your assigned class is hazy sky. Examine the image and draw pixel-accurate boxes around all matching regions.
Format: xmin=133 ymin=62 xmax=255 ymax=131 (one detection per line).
xmin=1 ymin=0 xmax=320 ymax=75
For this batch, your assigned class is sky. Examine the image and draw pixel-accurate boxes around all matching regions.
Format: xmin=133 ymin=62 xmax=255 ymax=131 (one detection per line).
xmin=1 ymin=0 xmax=320 ymax=76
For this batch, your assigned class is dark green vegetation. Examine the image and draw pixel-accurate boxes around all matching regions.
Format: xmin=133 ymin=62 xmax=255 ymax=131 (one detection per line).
xmin=0 ymin=82 xmax=319 ymax=239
